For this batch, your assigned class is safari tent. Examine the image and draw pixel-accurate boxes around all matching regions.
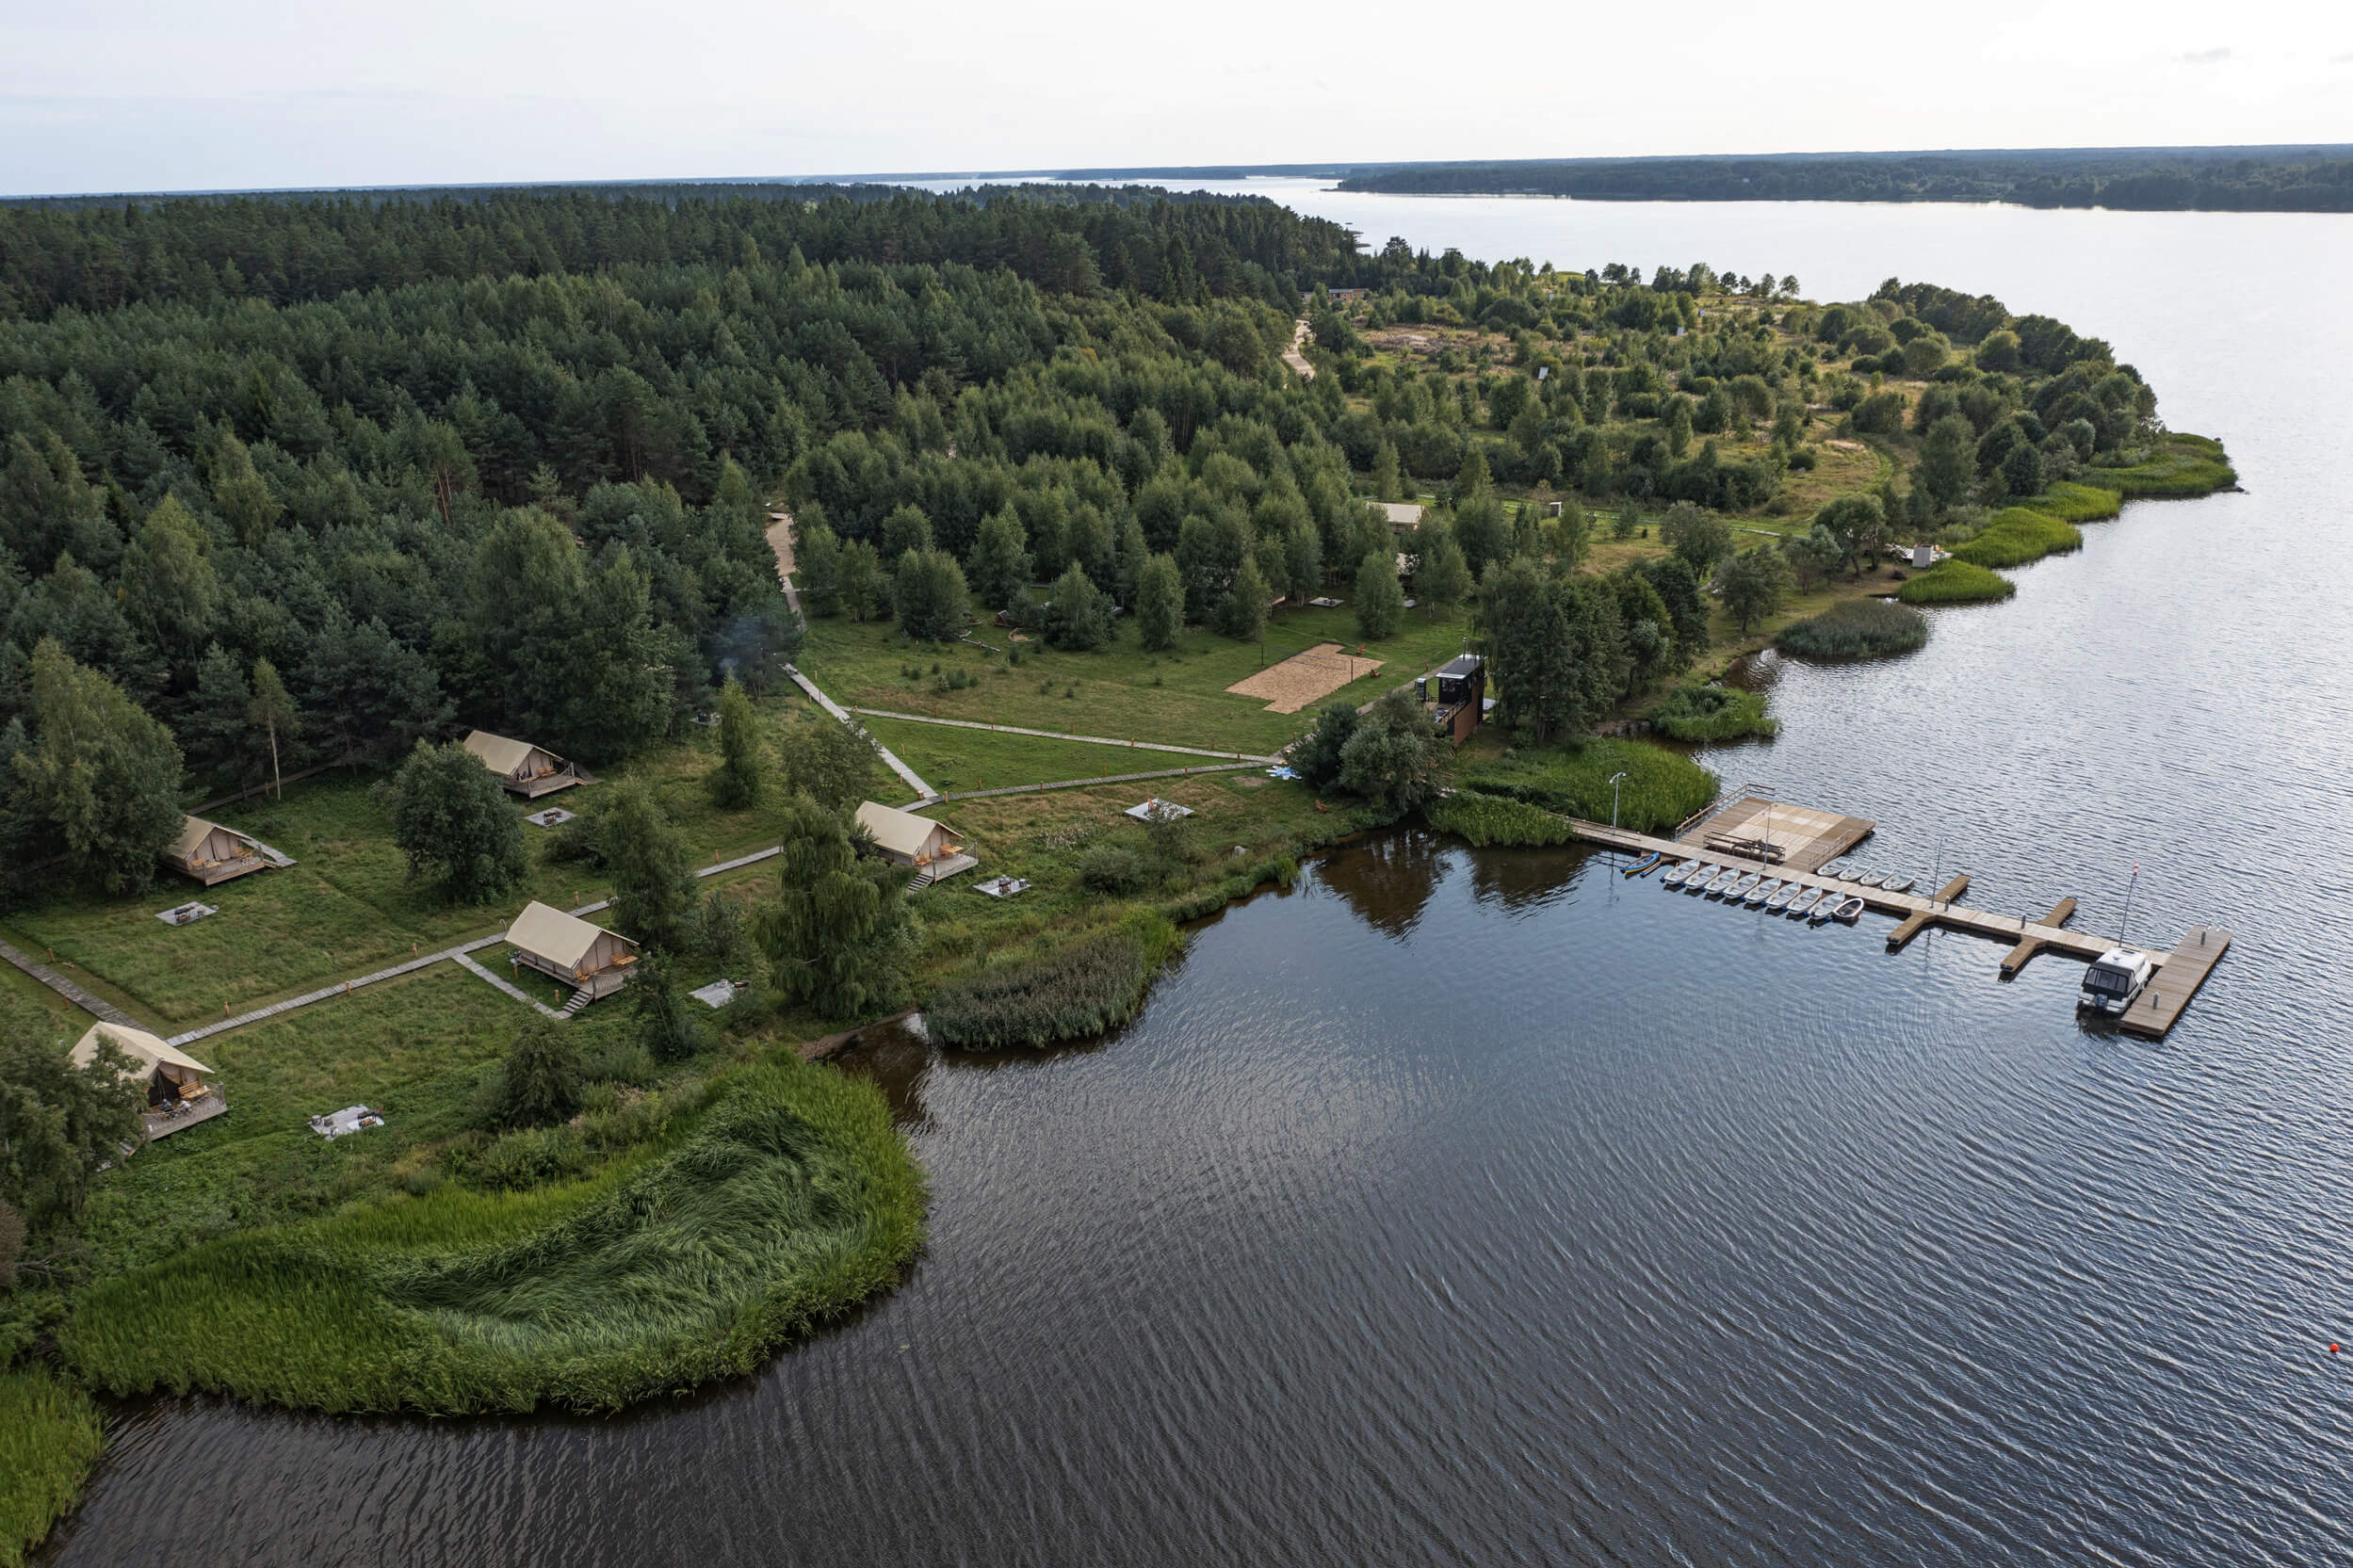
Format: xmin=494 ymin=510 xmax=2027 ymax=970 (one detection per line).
xmin=462 ymin=730 xmax=581 ymax=797
xmin=506 ymin=900 xmax=639 ymax=1001
xmin=162 ymin=816 xmax=268 ymax=884
xmin=71 ymin=1021 xmax=225 ymax=1140
xmin=855 ymin=800 xmax=977 ymax=885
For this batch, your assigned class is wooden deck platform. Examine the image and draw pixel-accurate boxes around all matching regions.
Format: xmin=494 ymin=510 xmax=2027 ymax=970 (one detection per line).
xmin=2120 ymin=927 xmax=2233 ymax=1039
xmin=1999 ymin=898 xmax=2079 ymax=978
xmin=1887 ymin=875 xmax=1971 ymax=951
xmin=1677 ymin=796 xmax=1875 ymax=873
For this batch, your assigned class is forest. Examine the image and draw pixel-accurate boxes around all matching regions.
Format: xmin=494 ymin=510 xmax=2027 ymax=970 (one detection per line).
xmin=1334 ymin=145 xmax=2353 ymax=211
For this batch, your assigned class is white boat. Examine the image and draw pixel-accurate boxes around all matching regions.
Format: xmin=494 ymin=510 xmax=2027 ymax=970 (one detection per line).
xmin=1704 ymin=867 xmax=1743 ymax=896
xmin=1830 ymin=896 xmax=1866 ymax=924
xmin=1854 ymin=870 xmax=1887 ymax=889
xmin=2078 ymin=947 xmax=2154 ymax=1016
xmin=1663 ymin=859 xmax=1701 ymax=888
xmin=1788 ymin=888 xmax=1825 ymax=918
xmin=1683 ymin=863 xmax=1717 ymax=893
xmin=1809 ymin=892 xmax=1845 ymax=925
xmin=1719 ymin=872 xmax=1758 ymax=900
xmin=1880 ymin=875 xmax=1914 ymax=894
xmin=1744 ymin=878 xmax=1780 ymax=908
xmin=1764 ymin=882 xmax=1800 ymax=912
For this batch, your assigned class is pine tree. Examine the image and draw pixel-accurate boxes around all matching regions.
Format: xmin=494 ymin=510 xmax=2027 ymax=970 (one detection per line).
xmin=249 ymin=656 xmax=299 ymax=800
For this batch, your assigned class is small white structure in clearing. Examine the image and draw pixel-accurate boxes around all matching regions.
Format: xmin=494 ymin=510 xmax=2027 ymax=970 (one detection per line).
xmin=1373 ymin=501 xmax=1425 ymax=536
xmin=506 ymin=900 xmax=639 ymax=1002
xmin=310 ymin=1106 xmax=385 ymax=1139
xmin=689 ymin=978 xmax=741 ymax=1009
xmin=523 ymin=807 xmax=576 ymax=828
xmin=974 ymin=876 xmax=1030 ymax=897
xmin=156 ymin=900 xmax=218 ymax=926
xmin=1126 ymin=798 xmax=1194 ymax=823
xmin=855 ymin=800 xmax=977 ymax=884
xmin=72 ymin=1021 xmax=225 ymax=1140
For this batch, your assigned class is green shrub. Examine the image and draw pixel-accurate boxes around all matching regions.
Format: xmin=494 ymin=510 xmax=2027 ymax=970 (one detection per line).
xmin=1424 ymin=791 xmax=1575 ymax=847
xmin=1647 ymin=684 xmax=1778 ymax=740
xmin=1776 ymin=598 xmax=1928 ymax=658
xmin=1952 ymin=506 xmax=2082 ymax=568
xmin=0 ymin=1366 xmax=105 ymax=1568
xmin=1897 ymin=560 xmax=2016 ymax=604
xmin=1455 ymin=738 xmax=1716 ymax=833
xmin=60 ymin=1057 xmax=924 ymax=1414
xmin=926 ymin=915 xmax=1182 ymax=1050
xmin=1076 ymin=841 xmax=1160 ymax=895
xmin=466 ymin=1124 xmax=591 ymax=1192
xmin=2025 ymin=481 xmax=2123 ymax=523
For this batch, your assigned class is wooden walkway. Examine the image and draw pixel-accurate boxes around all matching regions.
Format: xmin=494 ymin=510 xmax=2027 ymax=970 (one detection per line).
xmin=0 ymin=935 xmax=145 ymax=1028
xmin=848 ymin=709 xmax=1277 ymax=764
xmin=786 ymin=667 xmax=937 ymax=803
xmin=2121 ymin=927 xmax=2233 ymax=1039
xmin=938 ymin=762 xmax=1262 ymax=801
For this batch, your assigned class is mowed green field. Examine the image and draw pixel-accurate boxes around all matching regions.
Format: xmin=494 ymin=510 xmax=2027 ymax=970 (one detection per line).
xmin=799 ymin=603 xmax=1473 ymax=754
xmin=856 ymin=714 xmax=1260 ymax=799
xmin=0 ymin=695 xmax=853 ymax=1031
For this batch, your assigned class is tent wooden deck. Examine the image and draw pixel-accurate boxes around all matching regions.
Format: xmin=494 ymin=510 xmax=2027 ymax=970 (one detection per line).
xmin=162 ymin=816 xmax=269 ymax=885
xmin=505 ymin=900 xmax=639 ymax=1002
xmin=73 ymin=1021 xmax=226 ymax=1141
xmin=462 ymin=730 xmax=584 ymax=798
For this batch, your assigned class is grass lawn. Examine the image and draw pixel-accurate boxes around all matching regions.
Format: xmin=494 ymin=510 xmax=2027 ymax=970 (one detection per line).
xmin=799 ymin=604 xmax=1471 ymax=754
xmin=856 ymin=714 xmax=1257 ymax=797
xmin=0 ymin=960 xmax=77 ymax=1039
xmin=0 ymin=695 xmax=830 ymax=1031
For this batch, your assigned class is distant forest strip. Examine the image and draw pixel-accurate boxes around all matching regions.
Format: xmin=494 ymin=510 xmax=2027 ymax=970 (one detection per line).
xmin=1333 ymin=147 xmax=2353 ymax=212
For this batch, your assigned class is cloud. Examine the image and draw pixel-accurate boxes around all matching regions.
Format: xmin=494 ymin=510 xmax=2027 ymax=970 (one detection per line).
xmin=2179 ymin=46 xmax=2231 ymax=64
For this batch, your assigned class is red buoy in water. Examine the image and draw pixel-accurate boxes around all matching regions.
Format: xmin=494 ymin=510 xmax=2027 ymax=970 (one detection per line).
xmin=2331 ymin=1344 xmax=2341 ymax=1354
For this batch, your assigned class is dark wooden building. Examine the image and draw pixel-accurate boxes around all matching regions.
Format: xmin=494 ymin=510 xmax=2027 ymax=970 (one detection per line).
xmin=1422 ymin=654 xmax=1488 ymax=745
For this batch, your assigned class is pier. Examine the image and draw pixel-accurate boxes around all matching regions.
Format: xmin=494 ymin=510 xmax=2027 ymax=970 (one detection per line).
xmin=1568 ymin=796 xmax=2231 ymax=1033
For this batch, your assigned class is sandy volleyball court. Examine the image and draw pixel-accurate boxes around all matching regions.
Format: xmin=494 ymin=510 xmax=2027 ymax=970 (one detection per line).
xmin=1225 ymin=643 xmax=1384 ymax=713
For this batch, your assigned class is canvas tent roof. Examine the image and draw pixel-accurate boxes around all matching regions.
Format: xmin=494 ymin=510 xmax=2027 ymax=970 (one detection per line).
xmin=462 ymin=730 xmax=542 ymax=774
xmin=70 ymin=1021 xmax=214 ymax=1079
xmin=170 ymin=816 xmax=251 ymax=859
xmin=855 ymin=800 xmax=947 ymax=858
xmin=507 ymin=900 xmax=625 ymax=969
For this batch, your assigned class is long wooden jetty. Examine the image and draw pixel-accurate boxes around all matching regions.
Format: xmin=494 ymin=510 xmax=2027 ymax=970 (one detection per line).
xmin=1567 ymin=802 xmax=2230 ymax=1033
xmin=2120 ymin=926 xmax=2233 ymax=1040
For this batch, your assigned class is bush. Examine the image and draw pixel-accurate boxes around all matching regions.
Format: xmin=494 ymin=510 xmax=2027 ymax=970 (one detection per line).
xmin=2080 ymin=434 xmax=2237 ymax=498
xmin=60 ymin=1058 xmax=925 ymax=1414
xmin=1647 ymin=684 xmax=1779 ymax=740
xmin=1951 ymin=506 xmax=2082 ymax=568
xmin=495 ymin=1018 xmax=582 ymax=1127
xmin=925 ymin=917 xmax=1182 ymax=1050
xmin=1897 ymin=560 xmax=2016 ymax=604
xmin=1075 ymin=841 xmax=1159 ymax=895
xmin=468 ymin=1124 xmax=591 ymax=1191
xmin=1454 ymin=738 xmax=1716 ymax=833
xmin=1423 ymin=791 xmax=1576 ymax=847
xmin=1775 ymin=598 xmax=1929 ymax=659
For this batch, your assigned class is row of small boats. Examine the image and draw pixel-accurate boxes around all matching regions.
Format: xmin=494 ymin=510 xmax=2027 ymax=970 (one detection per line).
xmin=1658 ymin=858 xmax=1866 ymax=924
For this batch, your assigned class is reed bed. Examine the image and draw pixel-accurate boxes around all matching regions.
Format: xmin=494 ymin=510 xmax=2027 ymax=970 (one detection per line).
xmin=926 ymin=913 xmax=1183 ymax=1049
xmin=1423 ymin=791 xmax=1576 ymax=848
xmin=1454 ymin=739 xmax=1717 ymax=834
xmin=2084 ymin=434 xmax=2237 ymax=498
xmin=1646 ymin=684 xmax=1778 ymax=741
xmin=1897 ymin=560 xmax=2016 ymax=605
xmin=1952 ymin=505 xmax=2084 ymax=568
xmin=60 ymin=1056 xmax=923 ymax=1414
xmin=0 ymin=1366 xmax=105 ymax=1568
xmin=1776 ymin=598 xmax=1929 ymax=659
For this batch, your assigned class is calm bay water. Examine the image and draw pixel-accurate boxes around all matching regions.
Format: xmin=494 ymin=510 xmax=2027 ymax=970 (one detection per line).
xmin=43 ymin=196 xmax=2353 ymax=1566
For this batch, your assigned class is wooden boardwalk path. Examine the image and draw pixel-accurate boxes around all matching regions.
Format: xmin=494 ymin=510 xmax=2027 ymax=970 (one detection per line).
xmin=786 ymin=667 xmax=937 ymax=803
xmin=0 ymin=935 xmax=146 ymax=1029
xmin=1887 ymin=875 xmax=1971 ymax=952
xmin=848 ymin=708 xmax=1277 ymax=764
xmin=2000 ymin=897 xmax=2079 ymax=978
xmin=2121 ymin=927 xmax=2233 ymax=1039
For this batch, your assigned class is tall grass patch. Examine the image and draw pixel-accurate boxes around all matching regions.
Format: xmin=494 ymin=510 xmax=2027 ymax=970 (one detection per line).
xmin=0 ymin=1366 xmax=105 ymax=1568
xmin=1424 ymin=791 xmax=1577 ymax=848
xmin=1647 ymin=684 xmax=1777 ymax=741
xmin=925 ymin=912 xmax=1183 ymax=1049
xmin=1455 ymin=739 xmax=1716 ymax=833
xmin=1776 ymin=598 xmax=1928 ymax=659
xmin=1898 ymin=560 xmax=2016 ymax=605
xmin=61 ymin=1056 xmax=923 ymax=1414
xmin=1951 ymin=506 xmax=2083 ymax=568
xmin=2026 ymin=481 xmax=2123 ymax=523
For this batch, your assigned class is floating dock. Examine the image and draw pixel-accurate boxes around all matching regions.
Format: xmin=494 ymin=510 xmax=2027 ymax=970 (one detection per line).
xmin=1570 ymin=798 xmax=2230 ymax=1035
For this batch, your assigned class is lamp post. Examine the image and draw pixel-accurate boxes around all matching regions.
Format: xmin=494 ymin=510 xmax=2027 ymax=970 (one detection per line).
xmin=1609 ymin=771 xmax=1627 ymax=832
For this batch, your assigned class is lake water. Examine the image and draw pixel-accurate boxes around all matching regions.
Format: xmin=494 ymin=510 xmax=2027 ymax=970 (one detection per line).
xmin=42 ymin=195 xmax=2353 ymax=1566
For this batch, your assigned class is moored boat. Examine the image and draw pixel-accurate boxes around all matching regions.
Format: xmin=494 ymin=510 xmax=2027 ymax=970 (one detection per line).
xmin=1808 ymin=891 xmax=1841 ymax=924
xmin=1663 ymin=858 xmax=1701 ymax=888
xmin=1788 ymin=888 xmax=1824 ymax=918
xmin=1854 ymin=870 xmax=1886 ymax=889
xmin=1719 ymin=872 xmax=1757 ymax=900
xmin=1880 ymin=874 xmax=1914 ymax=894
xmin=1704 ymin=867 xmax=1742 ymax=896
xmin=1830 ymin=896 xmax=1866 ymax=924
xmin=1764 ymin=882 xmax=1799 ymax=912
xmin=1744 ymin=878 xmax=1780 ymax=907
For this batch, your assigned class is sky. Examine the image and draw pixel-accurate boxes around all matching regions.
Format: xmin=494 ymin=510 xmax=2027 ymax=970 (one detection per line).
xmin=4 ymin=0 xmax=2349 ymax=196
